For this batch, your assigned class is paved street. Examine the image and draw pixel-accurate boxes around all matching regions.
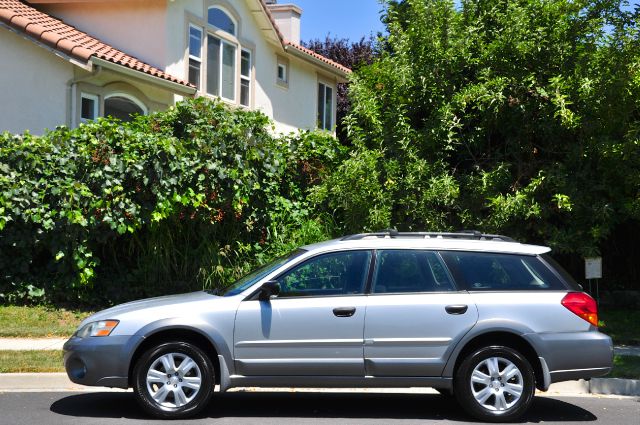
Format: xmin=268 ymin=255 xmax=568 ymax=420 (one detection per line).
xmin=0 ymin=391 xmax=638 ymax=425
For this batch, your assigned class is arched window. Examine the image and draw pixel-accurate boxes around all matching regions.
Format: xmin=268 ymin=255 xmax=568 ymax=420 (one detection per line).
xmin=104 ymin=94 xmax=146 ymax=122
xmin=208 ymin=6 xmax=235 ymax=36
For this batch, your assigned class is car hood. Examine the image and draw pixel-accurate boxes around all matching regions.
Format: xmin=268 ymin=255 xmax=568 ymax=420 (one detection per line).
xmin=79 ymin=291 xmax=219 ymax=326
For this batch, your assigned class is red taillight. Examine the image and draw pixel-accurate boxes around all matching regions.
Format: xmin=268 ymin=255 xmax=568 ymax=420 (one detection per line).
xmin=561 ymin=292 xmax=598 ymax=326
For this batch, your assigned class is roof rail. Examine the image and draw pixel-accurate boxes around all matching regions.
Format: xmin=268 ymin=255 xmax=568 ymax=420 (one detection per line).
xmin=341 ymin=230 xmax=517 ymax=243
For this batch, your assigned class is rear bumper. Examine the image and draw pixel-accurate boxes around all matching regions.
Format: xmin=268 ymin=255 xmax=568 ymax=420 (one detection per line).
xmin=528 ymin=330 xmax=613 ymax=385
xmin=63 ymin=335 xmax=141 ymax=389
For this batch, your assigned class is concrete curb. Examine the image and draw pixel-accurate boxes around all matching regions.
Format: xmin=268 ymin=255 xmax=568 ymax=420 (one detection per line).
xmin=0 ymin=373 xmax=638 ymax=396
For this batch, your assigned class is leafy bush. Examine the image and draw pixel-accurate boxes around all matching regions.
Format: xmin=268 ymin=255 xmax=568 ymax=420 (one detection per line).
xmin=0 ymin=98 xmax=342 ymax=306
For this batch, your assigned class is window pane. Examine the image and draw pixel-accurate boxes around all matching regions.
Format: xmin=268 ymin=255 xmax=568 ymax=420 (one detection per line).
xmin=189 ymin=26 xmax=202 ymax=58
xmin=373 ymin=250 xmax=455 ymax=293
xmin=277 ymin=251 xmax=371 ymax=298
xmin=207 ymin=36 xmax=221 ymax=96
xmin=81 ymin=96 xmax=96 ymax=120
xmin=188 ymin=59 xmax=201 ymax=89
xmin=240 ymin=79 xmax=250 ymax=106
xmin=221 ymin=42 xmax=236 ymax=100
xmin=241 ymin=50 xmax=251 ymax=77
xmin=317 ymin=83 xmax=325 ymax=129
xmin=440 ymin=252 xmax=566 ymax=291
xmin=324 ymin=86 xmax=333 ymax=130
xmin=104 ymin=96 xmax=144 ymax=122
xmin=208 ymin=7 xmax=235 ymax=35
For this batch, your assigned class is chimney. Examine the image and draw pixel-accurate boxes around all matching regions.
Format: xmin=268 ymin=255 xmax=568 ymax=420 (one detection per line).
xmin=266 ymin=2 xmax=303 ymax=44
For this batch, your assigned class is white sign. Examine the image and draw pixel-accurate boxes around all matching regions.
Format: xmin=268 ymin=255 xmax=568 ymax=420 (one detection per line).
xmin=585 ymin=257 xmax=602 ymax=279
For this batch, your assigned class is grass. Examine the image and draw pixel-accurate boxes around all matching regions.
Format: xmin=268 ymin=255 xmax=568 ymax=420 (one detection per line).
xmin=0 ymin=306 xmax=91 ymax=338
xmin=607 ymin=355 xmax=640 ymax=380
xmin=0 ymin=350 xmax=64 ymax=373
xmin=598 ymin=308 xmax=640 ymax=346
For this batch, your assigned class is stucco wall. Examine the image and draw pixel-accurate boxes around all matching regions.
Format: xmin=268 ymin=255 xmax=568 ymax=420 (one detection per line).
xmin=39 ymin=0 xmax=168 ymax=70
xmin=0 ymin=28 xmax=74 ymax=134
xmin=28 ymin=0 xmax=336 ymax=134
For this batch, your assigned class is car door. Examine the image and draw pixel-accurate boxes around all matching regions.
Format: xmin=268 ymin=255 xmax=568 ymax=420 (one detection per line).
xmin=363 ymin=249 xmax=478 ymax=376
xmin=234 ymin=250 xmax=372 ymax=376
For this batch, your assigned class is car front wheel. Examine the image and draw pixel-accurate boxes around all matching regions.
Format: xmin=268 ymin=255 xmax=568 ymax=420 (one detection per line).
xmin=454 ymin=345 xmax=535 ymax=422
xmin=133 ymin=341 xmax=215 ymax=419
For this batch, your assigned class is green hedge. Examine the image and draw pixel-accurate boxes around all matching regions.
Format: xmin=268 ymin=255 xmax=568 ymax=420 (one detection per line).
xmin=0 ymin=98 xmax=343 ymax=306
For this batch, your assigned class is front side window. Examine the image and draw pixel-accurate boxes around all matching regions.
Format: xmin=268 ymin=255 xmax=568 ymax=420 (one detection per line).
xmin=206 ymin=37 xmax=236 ymax=100
xmin=317 ymin=82 xmax=334 ymax=131
xmin=276 ymin=251 xmax=372 ymax=298
xmin=240 ymin=49 xmax=251 ymax=106
xmin=440 ymin=252 xmax=567 ymax=291
xmin=373 ymin=250 xmax=456 ymax=294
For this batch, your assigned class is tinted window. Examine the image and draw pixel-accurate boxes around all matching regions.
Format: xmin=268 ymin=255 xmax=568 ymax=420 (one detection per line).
xmin=220 ymin=250 xmax=305 ymax=297
xmin=440 ymin=251 xmax=566 ymax=291
xmin=277 ymin=251 xmax=371 ymax=298
xmin=372 ymin=250 xmax=456 ymax=294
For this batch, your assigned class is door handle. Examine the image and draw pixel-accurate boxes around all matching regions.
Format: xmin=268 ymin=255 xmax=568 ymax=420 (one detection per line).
xmin=445 ymin=304 xmax=468 ymax=315
xmin=333 ymin=307 xmax=356 ymax=317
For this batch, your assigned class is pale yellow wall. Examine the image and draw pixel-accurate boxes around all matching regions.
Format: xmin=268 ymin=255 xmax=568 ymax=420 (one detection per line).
xmin=0 ymin=29 xmax=74 ymax=134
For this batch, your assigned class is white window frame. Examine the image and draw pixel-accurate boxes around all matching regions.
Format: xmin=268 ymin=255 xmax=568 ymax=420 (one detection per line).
xmin=207 ymin=5 xmax=237 ymax=36
xmin=317 ymin=81 xmax=334 ymax=131
xmin=276 ymin=55 xmax=289 ymax=89
xmin=188 ymin=25 xmax=203 ymax=89
xmin=80 ymin=93 xmax=99 ymax=122
xmin=240 ymin=48 xmax=252 ymax=107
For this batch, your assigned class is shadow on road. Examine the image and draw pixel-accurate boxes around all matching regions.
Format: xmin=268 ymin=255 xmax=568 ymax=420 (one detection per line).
xmin=50 ymin=392 xmax=598 ymax=422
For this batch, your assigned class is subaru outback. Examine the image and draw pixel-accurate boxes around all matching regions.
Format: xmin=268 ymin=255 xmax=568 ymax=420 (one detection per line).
xmin=64 ymin=231 xmax=612 ymax=422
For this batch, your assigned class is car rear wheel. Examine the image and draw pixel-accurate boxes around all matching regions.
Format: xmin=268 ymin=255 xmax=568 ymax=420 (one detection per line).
xmin=454 ymin=346 xmax=535 ymax=422
xmin=133 ymin=341 xmax=214 ymax=419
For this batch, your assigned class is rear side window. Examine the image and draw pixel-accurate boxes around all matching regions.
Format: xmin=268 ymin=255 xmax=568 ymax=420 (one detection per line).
xmin=440 ymin=251 xmax=567 ymax=291
xmin=372 ymin=250 xmax=456 ymax=293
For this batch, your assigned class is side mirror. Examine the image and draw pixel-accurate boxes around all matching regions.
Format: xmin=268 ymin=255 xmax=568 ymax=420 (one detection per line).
xmin=258 ymin=280 xmax=280 ymax=301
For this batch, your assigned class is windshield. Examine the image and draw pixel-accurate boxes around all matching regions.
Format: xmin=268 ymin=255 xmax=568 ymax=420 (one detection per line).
xmin=216 ymin=249 xmax=306 ymax=297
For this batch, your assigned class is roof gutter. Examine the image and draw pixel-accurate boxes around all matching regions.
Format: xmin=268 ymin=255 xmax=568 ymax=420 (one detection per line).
xmin=284 ymin=45 xmax=350 ymax=83
xmin=90 ymin=57 xmax=197 ymax=96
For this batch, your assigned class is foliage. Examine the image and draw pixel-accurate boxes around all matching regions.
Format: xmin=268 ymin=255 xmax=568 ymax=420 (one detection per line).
xmin=303 ymin=36 xmax=378 ymax=143
xmin=0 ymin=98 xmax=342 ymax=306
xmin=315 ymin=0 xmax=640 ymax=287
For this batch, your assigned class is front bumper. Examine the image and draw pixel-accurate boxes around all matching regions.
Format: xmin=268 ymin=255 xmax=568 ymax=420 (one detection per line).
xmin=63 ymin=335 xmax=142 ymax=388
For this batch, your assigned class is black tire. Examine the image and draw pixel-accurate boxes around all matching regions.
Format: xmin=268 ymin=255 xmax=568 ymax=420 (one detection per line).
xmin=133 ymin=341 xmax=215 ymax=419
xmin=454 ymin=346 xmax=535 ymax=422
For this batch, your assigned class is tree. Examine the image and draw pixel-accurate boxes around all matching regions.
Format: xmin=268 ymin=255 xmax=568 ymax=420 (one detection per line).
xmin=313 ymin=0 xmax=640 ymax=288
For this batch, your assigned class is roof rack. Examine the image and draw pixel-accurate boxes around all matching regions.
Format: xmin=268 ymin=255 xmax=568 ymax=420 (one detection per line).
xmin=341 ymin=229 xmax=517 ymax=243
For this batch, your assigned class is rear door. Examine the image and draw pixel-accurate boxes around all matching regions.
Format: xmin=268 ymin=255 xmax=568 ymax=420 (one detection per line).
xmin=363 ymin=249 xmax=478 ymax=376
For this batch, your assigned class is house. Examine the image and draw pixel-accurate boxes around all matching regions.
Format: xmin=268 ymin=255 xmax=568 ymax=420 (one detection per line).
xmin=0 ymin=0 xmax=350 ymax=135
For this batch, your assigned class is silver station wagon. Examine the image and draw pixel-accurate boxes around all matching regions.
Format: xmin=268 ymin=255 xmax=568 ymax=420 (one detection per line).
xmin=64 ymin=231 xmax=613 ymax=422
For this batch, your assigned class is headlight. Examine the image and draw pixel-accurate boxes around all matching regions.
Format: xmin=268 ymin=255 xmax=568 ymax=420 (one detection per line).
xmin=75 ymin=320 xmax=119 ymax=338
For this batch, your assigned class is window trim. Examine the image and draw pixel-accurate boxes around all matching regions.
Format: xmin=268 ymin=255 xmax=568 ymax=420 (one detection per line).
xmin=80 ymin=92 xmax=99 ymax=122
xmin=240 ymin=48 xmax=252 ymax=107
xmin=104 ymin=92 xmax=148 ymax=116
xmin=186 ymin=3 xmax=254 ymax=107
xmin=276 ymin=55 xmax=289 ymax=88
xmin=317 ymin=80 xmax=335 ymax=131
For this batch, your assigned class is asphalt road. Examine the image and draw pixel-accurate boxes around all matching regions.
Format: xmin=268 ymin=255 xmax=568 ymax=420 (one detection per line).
xmin=0 ymin=391 xmax=638 ymax=425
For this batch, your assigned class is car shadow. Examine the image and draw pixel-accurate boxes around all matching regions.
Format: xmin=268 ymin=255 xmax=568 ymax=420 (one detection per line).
xmin=50 ymin=391 xmax=598 ymax=422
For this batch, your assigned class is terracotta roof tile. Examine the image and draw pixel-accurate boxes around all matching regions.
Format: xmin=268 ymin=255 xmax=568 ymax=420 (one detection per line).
xmin=285 ymin=42 xmax=352 ymax=75
xmin=0 ymin=0 xmax=192 ymax=88
xmin=259 ymin=0 xmax=351 ymax=75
